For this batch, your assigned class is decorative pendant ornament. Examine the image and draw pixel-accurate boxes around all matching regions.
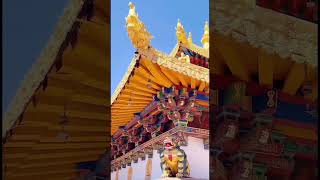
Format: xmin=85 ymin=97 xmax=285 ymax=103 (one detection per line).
xmin=127 ymin=166 xmax=133 ymax=180
xmin=258 ymin=128 xmax=270 ymax=144
xmin=145 ymin=158 xmax=153 ymax=179
xmin=188 ymin=98 xmax=195 ymax=109
xmin=240 ymin=160 xmax=253 ymax=178
xmin=225 ymin=123 xmax=237 ymax=139
xmin=173 ymin=111 xmax=181 ymax=120
xmin=178 ymin=96 xmax=186 ymax=107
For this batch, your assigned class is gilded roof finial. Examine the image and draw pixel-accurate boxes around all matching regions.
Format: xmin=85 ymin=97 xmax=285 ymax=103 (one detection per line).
xmin=128 ymin=2 xmax=137 ymax=16
xmin=188 ymin=32 xmax=193 ymax=44
xmin=176 ymin=19 xmax=188 ymax=45
xmin=126 ymin=2 xmax=153 ymax=50
xmin=201 ymin=21 xmax=209 ymax=49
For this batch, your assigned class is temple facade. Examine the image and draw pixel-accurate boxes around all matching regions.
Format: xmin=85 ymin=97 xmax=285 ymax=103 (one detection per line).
xmin=211 ymin=0 xmax=318 ymax=179
xmin=110 ymin=2 xmax=210 ymax=180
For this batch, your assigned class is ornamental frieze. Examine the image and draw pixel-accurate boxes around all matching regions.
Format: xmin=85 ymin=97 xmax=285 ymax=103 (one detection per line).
xmin=213 ymin=0 xmax=317 ymax=67
xmin=111 ymin=127 xmax=209 ymax=168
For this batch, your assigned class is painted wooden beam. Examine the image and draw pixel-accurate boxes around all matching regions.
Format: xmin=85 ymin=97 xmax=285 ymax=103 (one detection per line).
xmin=6 ymin=164 xmax=76 ymax=175
xmin=8 ymin=129 xmax=108 ymax=143
xmin=112 ymin=115 xmax=138 ymax=120
xmin=5 ymin=142 xmax=106 ymax=151
xmin=5 ymin=155 xmax=97 ymax=169
xmin=283 ymin=63 xmax=305 ymax=95
xmin=66 ymin=37 xmax=107 ymax=69
xmin=46 ymin=76 xmax=107 ymax=98
xmin=112 ymin=107 xmax=144 ymax=111
xmin=199 ymin=81 xmax=207 ymax=92
xmin=140 ymin=58 xmax=173 ymax=87
xmin=159 ymin=66 xmax=181 ymax=85
xmin=191 ymin=78 xmax=197 ymax=89
xmin=121 ymin=88 xmax=153 ymax=97
xmin=78 ymin=21 xmax=107 ymax=53
xmin=116 ymin=94 xmax=152 ymax=101
xmin=112 ymin=102 xmax=149 ymax=107
xmin=63 ymin=58 xmax=107 ymax=84
xmin=175 ymin=73 xmax=189 ymax=87
xmin=58 ymin=65 xmax=107 ymax=92
xmin=25 ymin=104 xmax=107 ymax=120
xmin=305 ymin=81 xmax=318 ymax=102
xmin=114 ymin=99 xmax=150 ymax=104
xmin=23 ymin=112 xmax=107 ymax=126
xmin=135 ymin=66 xmax=160 ymax=82
xmin=130 ymin=75 xmax=161 ymax=90
xmin=19 ymin=123 xmax=107 ymax=133
xmin=258 ymin=51 xmax=275 ymax=87
xmin=214 ymin=33 xmax=250 ymax=81
xmin=125 ymin=83 xmax=157 ymax=94
xmin=211 ymin=46 xmax=226 ymax=75
xmin=6 ymin=169 xmax=76 ymax=178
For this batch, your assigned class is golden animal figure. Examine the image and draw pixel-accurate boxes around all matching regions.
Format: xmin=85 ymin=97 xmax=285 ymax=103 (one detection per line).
xmin=159 ymin=137 xmax=190 ymax=178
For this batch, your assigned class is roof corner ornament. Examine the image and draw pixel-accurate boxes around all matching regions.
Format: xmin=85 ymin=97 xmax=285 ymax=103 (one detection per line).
xmin=176 ymin=19 xmax=188 ymax=45
xmin=201 ymin=21 xmax=209 ymax=49
xmin=126 ymin=2 xmax=153 ymax=50
xmin=187 ymin=32 xmax=193 ymax=44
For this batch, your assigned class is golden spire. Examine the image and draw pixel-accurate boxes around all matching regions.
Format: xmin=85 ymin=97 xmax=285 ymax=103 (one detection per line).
xmin=176 ymin=19 xmax=188 ymax=44
xmin=188 ymin=32 xmax=193 ymax=44
xmin=201 ymin=21 xmax=209 ymax=49
xmin=126 ymin=2 xmax=153 ymax=50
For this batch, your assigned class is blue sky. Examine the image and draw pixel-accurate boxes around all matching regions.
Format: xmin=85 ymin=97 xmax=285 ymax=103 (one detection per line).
xmin=111 ymin=0 xmax=209 ymax=94
xmin=3 ymin=0 xmax=68 ymax=112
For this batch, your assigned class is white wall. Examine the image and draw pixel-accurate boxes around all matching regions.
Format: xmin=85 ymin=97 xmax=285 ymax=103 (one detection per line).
xmin=181 ymin=136 xmax=209 ymax=179
xmin=151 ymin=150 xmax=162 ymax=179
xmin=132 ymin=157 xmax=147 ymax=180
xmin=111 ymin=136 xmax=209 ymax=180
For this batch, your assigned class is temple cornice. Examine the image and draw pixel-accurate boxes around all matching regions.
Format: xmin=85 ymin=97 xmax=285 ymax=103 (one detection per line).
xmin=111 ymin=126 xmax=209 ymax=171
xmin=138 ymin=48 xmax=209 ymax=83
xmin=213 ymin=0 xmax=318 ymax=67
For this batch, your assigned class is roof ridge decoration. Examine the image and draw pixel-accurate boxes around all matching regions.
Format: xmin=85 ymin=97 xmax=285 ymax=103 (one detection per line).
xmin=176 ymin=19 xmax=188 ymax=44
xmin=126 ymin=2 xmax=153 ymax=50
xmin=125 ymin=3 xmax=209 ymax=58
xmin=3 ymin=0 xmax=84 ymax=138
xmin=188 ymin=32 xmax=193 ymax=44
xmin=213 ymin=0 xmax=318 ymax=67
xmin=201 ymin=21 xmax=209 ymax=49
xmin=138 ymin=47 xmax=209 ymax=82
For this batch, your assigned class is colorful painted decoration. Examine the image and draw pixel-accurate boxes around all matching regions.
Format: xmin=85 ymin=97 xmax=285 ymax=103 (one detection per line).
xmin=159 ymin=136 xmax=190 ymax=178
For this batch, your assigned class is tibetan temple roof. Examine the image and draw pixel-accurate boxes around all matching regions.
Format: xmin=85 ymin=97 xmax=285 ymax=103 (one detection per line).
xmin=110 ymin=2 xmax=210 ymax=134
xmin=3 ymin=0 xmax=109 ymax=179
